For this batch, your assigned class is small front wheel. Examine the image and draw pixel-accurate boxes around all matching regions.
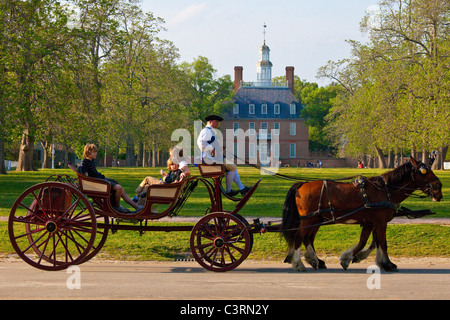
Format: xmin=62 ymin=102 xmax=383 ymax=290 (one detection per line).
xmin=190 ymin=212 xmax=252 ymax=272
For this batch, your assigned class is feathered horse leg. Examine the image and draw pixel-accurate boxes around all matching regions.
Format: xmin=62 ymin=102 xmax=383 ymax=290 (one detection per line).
xmin=340 ymin=224 xmax=372 ymax=270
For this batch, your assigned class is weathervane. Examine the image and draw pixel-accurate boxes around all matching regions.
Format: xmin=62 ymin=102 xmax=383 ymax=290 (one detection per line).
xmin=263 ymin=23 xmax=267 ymax=44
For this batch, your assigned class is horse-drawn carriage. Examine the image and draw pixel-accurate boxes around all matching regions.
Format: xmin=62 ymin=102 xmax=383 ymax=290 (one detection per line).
xmin=8 ymin=163 xmax=265 ymax=272
xmin=8 ymin=157 xmax=442 ymax=273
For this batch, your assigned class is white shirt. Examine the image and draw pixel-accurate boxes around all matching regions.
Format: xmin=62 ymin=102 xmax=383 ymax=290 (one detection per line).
xmin=197 ymin=124 xmax=222 ymax=164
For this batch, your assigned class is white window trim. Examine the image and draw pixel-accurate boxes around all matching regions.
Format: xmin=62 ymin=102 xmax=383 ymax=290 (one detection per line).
xmin=249 ymin=122 xmax=255 ymax=135
xmin=233 ymin=122 xmax=239 ymax=136
xmin=261 ymin=104 xmax=267 ymax=114
xmin=260 ymin=122 xmax=268 ymax=132
xmin=233 ymin=104 xmax=239 ymax=114
xmin=249 ymin=143 xmax=256 ymax=158
xmin=274 ymin=104 xmax=280 ymax=114
xmin=290 ymin=104 xmax=296 ymax=114
xmin=274 ymin=122 xmax=280 ymax=135
xmin=290 ymin=122 xmax=296 ymax=136
xmin=249 ymin=104 xmax=255 ymax=114
xmin=290 ymin=143 xmax=296 ymax=158
xmin=274 ymin=143 xmax=280 ymax=158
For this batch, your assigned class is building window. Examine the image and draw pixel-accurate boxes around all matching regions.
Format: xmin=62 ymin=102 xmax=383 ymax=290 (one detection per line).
xmin=249 ymin=143 xmax=256 ymax=158
xmin=290 ymin=104 xmax=296 ymax=114
xmin=233 ymin=104 xmax=239 ymax=114
xmin=233 ymin=122 xmax=239 ymax=135
xmin=260 ymin=143 xmax=269 ymax=164
xmin=290 ymin=122 xmax=296 ymax=135
xmin=260 ymin=122 xmax=268 ymax=133
xmin=249 ymin=104 xmax=255 ymax=114
xmin=290 ymin=143 xmax=296 ymax=158
xmin=249 ymin=122 xmax=255 ymax=135
xmin=261 ymin=104 xmax=267 ymax=114
xmin=274 ymin=122 xmax=280 ymax=135
xmin=274 ymin=104 xmax=280 ymax=114
xmin=274 ymin=143 xmax=280 ymax=158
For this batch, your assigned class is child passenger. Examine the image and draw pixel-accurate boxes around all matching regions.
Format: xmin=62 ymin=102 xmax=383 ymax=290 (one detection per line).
xmin=81 ymin=143 xmax=141 ymax=214
xmin=161 ymin=158 xmax=190 ymax=184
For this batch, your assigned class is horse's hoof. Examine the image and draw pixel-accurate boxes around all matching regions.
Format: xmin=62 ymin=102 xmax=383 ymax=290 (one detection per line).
xmin=378 ymin=262 xmax=398 ymax=272
xmin=318 ymin=259 xmax=327 ymax=269
xmin=293 ymin=263 xmax=307 ymax=272
xmin=340 ymin=261 xmax=349 ymax=271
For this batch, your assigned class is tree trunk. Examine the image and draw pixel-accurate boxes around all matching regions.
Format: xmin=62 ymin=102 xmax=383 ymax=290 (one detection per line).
xmin=152 ymin=143 xmax=156 ymax=167
xmin=64 ymin=144 xmax=69 ymax=168
xmin=0 ymin=138 xmax=6 ymax=174
xmin=126 ymin=136 xmax=135 ymax=167
xmin=16 ymin=130 xmax=35 ymax=171
xmin=142 ymin=143 xmax=147 ymax=167
xmin=375 ymin=145 xmax=386 ymax=169
xmin=41 ymin=140 xmax=50 ymax=169
xmin=422 ymin=149 xmax=429 ymax=165
xmin=114 ymin=143 xmax=119 ymax=167
xmin=387 ymin=149 xmax=394 ymax=168
xmin=137 ymin=142 xmax=143 ymax=167
xmin=432 ymin=146 xmax=448 ymax=170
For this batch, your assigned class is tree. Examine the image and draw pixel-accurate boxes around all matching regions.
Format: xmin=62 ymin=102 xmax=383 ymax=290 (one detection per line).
xmin=180 ymin=56 xmax=233 ymax=122
xmin=1 ymin=0 xmax=74 ymax=171
xmin=320 ymin=0 xmax=449 ymax=168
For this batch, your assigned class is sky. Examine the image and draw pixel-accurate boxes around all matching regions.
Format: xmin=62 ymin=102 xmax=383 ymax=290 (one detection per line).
xmin=141 ymin=0 xmax=378 ymax=86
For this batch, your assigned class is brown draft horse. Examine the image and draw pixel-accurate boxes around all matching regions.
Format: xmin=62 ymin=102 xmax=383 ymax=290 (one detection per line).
xmin=281 ymin=157 xmax=443 ymax=272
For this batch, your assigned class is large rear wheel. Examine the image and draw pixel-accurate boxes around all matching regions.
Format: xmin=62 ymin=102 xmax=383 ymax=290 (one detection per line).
xmin=8 ymin=182 xmax=97 ymax=271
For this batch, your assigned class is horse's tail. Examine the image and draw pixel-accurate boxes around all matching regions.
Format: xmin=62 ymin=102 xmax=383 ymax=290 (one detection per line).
xmin=281 ymin=182 xmax=304 ymax=248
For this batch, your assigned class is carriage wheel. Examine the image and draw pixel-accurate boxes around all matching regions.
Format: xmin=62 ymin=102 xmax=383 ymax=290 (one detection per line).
xmin=82 ymin=215 xmax=109 ymax=263
xmin=190 ymin=212 xmax=252 ymax=272
xmin=8 ymin=182 xmax=97 ymax=271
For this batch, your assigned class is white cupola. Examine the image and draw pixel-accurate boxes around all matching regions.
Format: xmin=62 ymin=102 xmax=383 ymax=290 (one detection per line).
xmin=256 ymin=23 xmax=273 ymax=86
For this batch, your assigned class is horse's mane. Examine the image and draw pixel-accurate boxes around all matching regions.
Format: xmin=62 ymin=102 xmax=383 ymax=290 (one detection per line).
xmin=378 ymin=161 xmax=415 ymax=186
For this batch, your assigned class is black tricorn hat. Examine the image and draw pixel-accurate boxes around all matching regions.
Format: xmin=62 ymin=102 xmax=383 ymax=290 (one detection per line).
xmin=205 ymin=115 xmax=223 ymax=122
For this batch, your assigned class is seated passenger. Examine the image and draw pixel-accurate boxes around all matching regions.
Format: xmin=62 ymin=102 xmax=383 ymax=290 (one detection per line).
xmin=134 ymin=157 xmax=190 ymax=206
xmin=161 ymin=158 xmax=190 ymax=184
xmin=81 ymin=143 xmax=141 ymax=214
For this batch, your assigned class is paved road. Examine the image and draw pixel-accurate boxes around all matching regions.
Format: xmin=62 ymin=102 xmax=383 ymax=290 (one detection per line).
xmin=1 ymin=258 xmax=449 ymax=300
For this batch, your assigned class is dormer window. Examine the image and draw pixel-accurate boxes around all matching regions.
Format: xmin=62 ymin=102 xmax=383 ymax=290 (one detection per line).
xmin=274 ymin=104 xmax=280 ymax=114
xmin=233 ymin=104 xmax=239 ymax=114
xmin=261 ymin=104 xmax=267 ymax=114
xmin=290 ymin=104 xmax=296 ymax=114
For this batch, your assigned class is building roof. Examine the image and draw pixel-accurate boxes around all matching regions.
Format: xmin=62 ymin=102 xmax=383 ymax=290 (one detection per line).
xmin=225 ymin=86 xmax=304 ymax=120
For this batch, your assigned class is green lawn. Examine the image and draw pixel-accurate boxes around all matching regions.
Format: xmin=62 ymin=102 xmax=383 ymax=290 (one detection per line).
xmin=0 ymin=166 xmax=448 ymax=261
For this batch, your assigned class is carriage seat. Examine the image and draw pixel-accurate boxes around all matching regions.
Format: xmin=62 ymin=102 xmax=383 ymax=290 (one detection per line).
xmin=197 ymin=163 xmax=226 ymax=178
xmin=144 ymin=179 xmax=188 ymax=205
xmin=68 ymin=164 xmax=112 ymax=197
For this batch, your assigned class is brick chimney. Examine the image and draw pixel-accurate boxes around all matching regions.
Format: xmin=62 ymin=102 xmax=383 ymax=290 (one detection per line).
xmin=286 ymin=66 xmax=294 ymax=93
xmin=234 ymin=66 xmax=243 ymax=93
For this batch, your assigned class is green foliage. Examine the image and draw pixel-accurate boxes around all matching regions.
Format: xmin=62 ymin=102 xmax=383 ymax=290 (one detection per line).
xmin=180 ymin=56 xmax=234 ymax=122
xmin=320 ymin=0 xmax=449 ymax=166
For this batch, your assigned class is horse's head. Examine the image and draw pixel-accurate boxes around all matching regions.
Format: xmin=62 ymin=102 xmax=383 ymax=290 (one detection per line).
xmin=410 ymin=157 xmax=443 ymax=202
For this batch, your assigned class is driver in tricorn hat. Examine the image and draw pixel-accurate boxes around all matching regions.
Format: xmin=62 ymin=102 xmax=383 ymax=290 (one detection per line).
xmin=197 ymin=115 xmax=251 ymax=196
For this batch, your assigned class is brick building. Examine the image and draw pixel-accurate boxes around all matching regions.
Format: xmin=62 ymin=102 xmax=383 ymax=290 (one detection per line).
xmin=221 ymin=39 xmax=309 ymax=166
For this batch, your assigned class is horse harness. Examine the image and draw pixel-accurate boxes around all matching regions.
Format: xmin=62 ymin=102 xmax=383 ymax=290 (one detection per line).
xmin=296 ymin=176 xmax=399 ymax=229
